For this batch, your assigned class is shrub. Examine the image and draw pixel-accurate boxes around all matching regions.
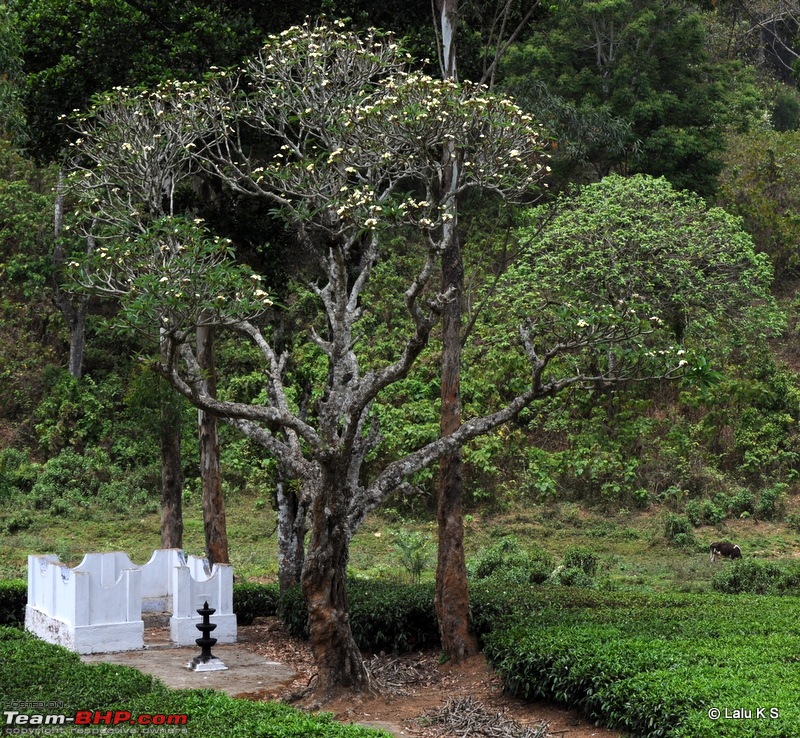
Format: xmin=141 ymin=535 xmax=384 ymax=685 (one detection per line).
xmin=727 ymin=487 xmax=755 ymax=518
xmin=280 ymin=580 xmax=439 ymax=653
xmin=0 ymin=579 xmax=26 ymax=625
xmin=663 ymin=513 xmax=696 ymax=547
xmin=25 ymin=448 xmax=157 ymax=516
xmin=562 ymin=546 xmax=599 ymax=577
xmin=0 ymin=510 xmax=34 ymax=534
xmin=549 ymin=566 xmax=595 ymax=588
xmin=469 ymin=580 xmax=539 ymax=637
xmin=469 ymin=536 xmax=555 ymax=585
xmin=710 ymin=558 xmax=800 ymax=595
xmin=701 ymin=498 xmax=726 ymax=525
xmin=391 ymin=529 xmax=433 ymax=583
xmin=755 ymin=483 xmax=787 ymax=520
xmin=684 ymin=498 xmax=726 ymax=527
xmin=348 ymin=580 xmax=438 ymax=652
xmin=0 ymin=447 xmax=36 ymax=500
xmin=278 ymin=584 xmax=307 ymax=639
xmin=232 ymin=582 xmax=280 ymax=625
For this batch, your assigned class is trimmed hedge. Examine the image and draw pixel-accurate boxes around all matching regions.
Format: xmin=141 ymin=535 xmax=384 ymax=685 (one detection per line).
xmin=0 ymin=579 xmax=26 ymax=625
xmin=481 ymin=589 xmax=800 ymax=738
xmin=232 ymin=581 xmax=280 ymax=624
xmin=280 ymin=579 xmax=439 ymax=653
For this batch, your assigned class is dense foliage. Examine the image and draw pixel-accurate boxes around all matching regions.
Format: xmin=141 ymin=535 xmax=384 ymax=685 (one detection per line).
xmin=499 ymin=0 xmax=736 ymax=194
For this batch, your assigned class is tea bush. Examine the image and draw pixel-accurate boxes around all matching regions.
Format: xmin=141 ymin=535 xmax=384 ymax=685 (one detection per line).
xmin=232 ymin=581 xmax=280 ymax=625
xmin=548 ymin=566 xmax=595 ymax=587
xmin=561 ymin=546 xmax=599 ymax=577
xmin=482 ymin=590 xmax=800 ymax=737
xmin=280 ymin=579 xmax=439 ymax=652
xmin=0 ymin=579 xmax=26 ymax=625
xmin=710 ymin=558 xmax=800 ymax=595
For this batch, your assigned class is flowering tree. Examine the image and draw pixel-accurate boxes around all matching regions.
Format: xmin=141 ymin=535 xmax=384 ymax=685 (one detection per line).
xmin=66 ymin=82 xmax=270 ymax=557
xmin=475 ymin=174 xmax=779 ymax=404
xmin=65 ymin=23 xmax=698 ymax=699
xmin=178 ymin=20 xmax=551 ymax=696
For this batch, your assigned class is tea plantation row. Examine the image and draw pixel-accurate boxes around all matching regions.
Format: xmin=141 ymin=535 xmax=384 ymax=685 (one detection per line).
xmin=475 ymin=586 xmax=800 ymax=738
xmin=3 ymin=577 xmax=800 ymax=737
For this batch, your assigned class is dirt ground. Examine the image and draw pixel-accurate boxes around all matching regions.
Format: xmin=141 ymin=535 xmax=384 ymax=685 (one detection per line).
xmin=237 ymin=617 xmax=627 ymax=738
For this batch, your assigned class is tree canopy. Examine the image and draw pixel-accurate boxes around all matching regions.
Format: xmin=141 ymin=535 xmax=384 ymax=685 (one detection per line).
xmin=499 ymin=0 xmax=732 ymax=194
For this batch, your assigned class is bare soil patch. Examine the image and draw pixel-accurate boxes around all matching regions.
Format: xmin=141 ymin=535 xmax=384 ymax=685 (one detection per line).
xmin=237 ymin=618 xmax=627 ymax=738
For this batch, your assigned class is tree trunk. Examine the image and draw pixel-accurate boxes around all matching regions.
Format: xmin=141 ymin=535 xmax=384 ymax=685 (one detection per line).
xmin=276 ymin=470 xmax=307 ymax=599
xmin=65 ymin=295 xmax=89 ymax=380
xmin=198 ymin=321 xmax=229 ymax=566
xmin=436 ymin=208 xmax=479 ymax=661
xmin=160 ymin=383 xmax=184 ymax=549
xmin=435 ymin=0 xmax=479 ymax=663
xmin=52 ymin=170 xmax=89 ymax=380
xmin=301 ymin=466 xmax=369 ymax=698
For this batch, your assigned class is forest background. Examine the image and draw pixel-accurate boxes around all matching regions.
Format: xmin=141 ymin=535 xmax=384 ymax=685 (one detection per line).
xmin=2 ymin=0 xmax=800 ymax=689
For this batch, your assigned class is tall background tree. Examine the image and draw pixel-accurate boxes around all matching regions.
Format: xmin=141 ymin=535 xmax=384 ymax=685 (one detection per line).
xmin=432 ymin=0 xmax=544 ymax=664
xmin=499 ymin=0 xmax=733 ymax=195
xmin=433 ymin=0 xmax=478 ymax=663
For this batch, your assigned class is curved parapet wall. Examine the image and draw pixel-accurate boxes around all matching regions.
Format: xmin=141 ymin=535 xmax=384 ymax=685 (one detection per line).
xmin=25 ymin=549 xmax=236 ymax=653
xmin=170 ymin=556 xmax=236 ymax=646
xmin=25 ymin=553 xmax=144 ymax=654
xmin=139 ymin=548 xmax=185 ymax=613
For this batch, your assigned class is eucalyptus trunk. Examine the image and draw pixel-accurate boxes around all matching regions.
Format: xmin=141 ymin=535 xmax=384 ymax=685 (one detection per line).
xmin=197 ymin=321 xmax=229 ymax=565
xmin=52 ymin=170 xmax=89 ymax=380
xmin=435 ymin=0 xmax=479 ymax=662
xmin=436 ymin=219 xmax=478 ymax=660
xmin=159 ymin=377 xmax=183 ymax=549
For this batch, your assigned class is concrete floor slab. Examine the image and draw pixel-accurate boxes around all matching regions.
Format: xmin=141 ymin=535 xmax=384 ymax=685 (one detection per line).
xmin=81 ymin=642 xmax=297 ymax=699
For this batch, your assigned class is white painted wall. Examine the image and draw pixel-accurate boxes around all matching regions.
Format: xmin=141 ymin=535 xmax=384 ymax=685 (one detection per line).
xmin=25 ymin=550 xmax=237 ymax=653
